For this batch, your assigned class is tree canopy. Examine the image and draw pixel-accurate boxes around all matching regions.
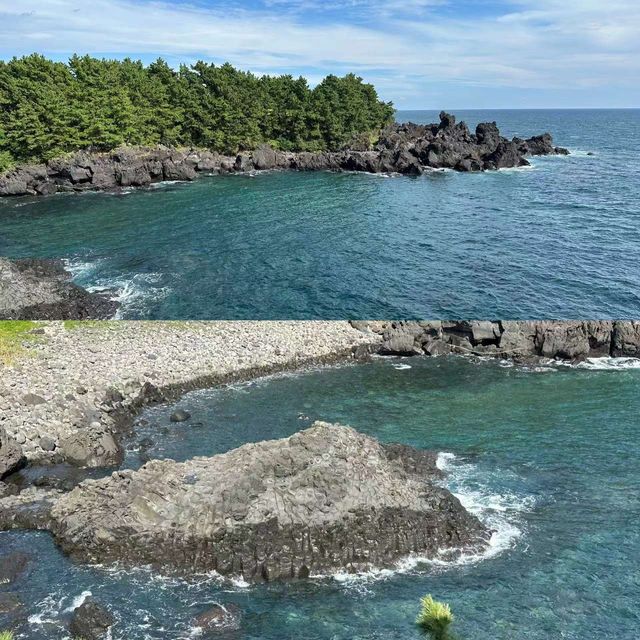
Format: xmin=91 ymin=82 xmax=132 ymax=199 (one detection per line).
xmin=0 ymin=54 xmax=395 ymax=171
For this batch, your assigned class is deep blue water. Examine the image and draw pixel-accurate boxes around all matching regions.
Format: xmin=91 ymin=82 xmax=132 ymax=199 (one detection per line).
xmin=2 ymin=357 xmax=639 ymax=639
xmin=1 ymin=109 xmax=638 ymax=319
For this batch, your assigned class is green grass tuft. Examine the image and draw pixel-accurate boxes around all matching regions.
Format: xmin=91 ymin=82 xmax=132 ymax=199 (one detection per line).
xmin=0 ymin=630 xmax=15 ymax=640
xmin=416 ymin=595 xmax=454 ymax=639
xmin=0 ymin=320 xmax=39 ymax=365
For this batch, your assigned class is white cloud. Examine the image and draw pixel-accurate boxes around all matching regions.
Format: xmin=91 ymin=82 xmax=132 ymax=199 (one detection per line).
xmin=0 ymin=0 xmax=638 ymax=106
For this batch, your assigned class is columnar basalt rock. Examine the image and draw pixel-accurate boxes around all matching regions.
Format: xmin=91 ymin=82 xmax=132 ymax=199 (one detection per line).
xmin=48 ymin=422 xmax=489 ymax=581
xmin=352 ymin=320 xmax=637 ymax=361
xmin=0 ymin=114 xmax=568 ymax=197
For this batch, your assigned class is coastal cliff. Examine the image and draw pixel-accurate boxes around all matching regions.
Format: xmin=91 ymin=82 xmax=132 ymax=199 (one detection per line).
xmin=0 ymin=112 xmax=568 ymax=197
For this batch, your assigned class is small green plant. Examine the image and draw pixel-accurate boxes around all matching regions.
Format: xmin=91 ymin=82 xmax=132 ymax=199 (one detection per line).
xmin=0 ymin=320 xmax=39 ymax=365
xmin=0 ymin=630 xmax=15 ymax=640
xmin=416 ymin=595 xmax=454 ymax=639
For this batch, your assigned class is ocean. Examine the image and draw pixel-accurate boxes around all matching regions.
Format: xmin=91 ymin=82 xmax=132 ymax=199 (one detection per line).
xmin=3 ymin=356 xmax=639 ymax=639
xmin=1 ymin=109 xmax=638 ymax=319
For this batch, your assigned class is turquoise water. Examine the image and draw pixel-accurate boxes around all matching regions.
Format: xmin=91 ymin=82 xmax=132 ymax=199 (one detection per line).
xmin=1 ymin=109 xmax=639 ymax=319
xmin=2 ymin=357 xmax=639 ymax=639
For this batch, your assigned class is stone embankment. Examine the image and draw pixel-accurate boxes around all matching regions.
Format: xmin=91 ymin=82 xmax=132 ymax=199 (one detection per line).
xmin=0 ymin=112 xmax=568 ymax=197
xmin=0 ymin=321 xmax=377 ymax=470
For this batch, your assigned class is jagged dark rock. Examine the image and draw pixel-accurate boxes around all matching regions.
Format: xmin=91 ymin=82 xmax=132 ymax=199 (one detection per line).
xmin=48 ymin=422 xmax=488 ymax=582
xmin=0 ymin=427 xmax=26 ymax=480
xmin=69 ymin=598 xmax=115 ymax=640
xmin=0 ymin=258 xmax=118 ymax=320
xmin=0 ymin=114 xmax=568 ymax=197
xmin=0 ymin=552 xmax=30 ymax=585
xmin=354 ymin=320 xmax=638 ymax=362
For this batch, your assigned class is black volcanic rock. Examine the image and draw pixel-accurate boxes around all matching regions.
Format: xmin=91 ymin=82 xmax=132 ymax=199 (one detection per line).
xmin=49 ymin=422 xmax=489 ymax=582
xmin=355 ymin=320 xmax=634 ymax=362
xmin=0 ymin=427 xmax=25 ymax=480
xmin=0 ymin=258 xmax=118 ymax=320
xmin=0 ymin=115 xmax=568 ymax=197
xmin=69 ymin=598 xmax=115 ymax=640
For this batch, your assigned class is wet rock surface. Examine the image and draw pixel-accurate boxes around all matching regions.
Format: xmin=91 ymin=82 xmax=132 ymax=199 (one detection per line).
xmin=48 ymin=422 xmax=488 ymax=581
xmin=353 ymin=320 xmax=640 ymax=362
xmin=0 ymin=258 xmax=118 ymax=320
xmin=0 ymin=114 xmax=568 ymax=197
xmin=68 ymin=598 xmax=115 ymax=640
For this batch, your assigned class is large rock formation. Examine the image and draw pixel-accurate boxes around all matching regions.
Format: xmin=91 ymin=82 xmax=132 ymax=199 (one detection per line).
xmin=353 ymin=320 xmax=640 ymax=361
xmin=0 ymin=258 xmax=118 ymax=320
xmin=0 ymin=426 xmax=25 ymax=479
xmin=49 ymin=422 xmax=488 ymax=581
xmin=0 ymin=114 xmax=568 ymax=196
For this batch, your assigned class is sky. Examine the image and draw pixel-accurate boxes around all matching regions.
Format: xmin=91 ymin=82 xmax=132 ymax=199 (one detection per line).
xmin=0 ymin=0 xmax=638 ymax=109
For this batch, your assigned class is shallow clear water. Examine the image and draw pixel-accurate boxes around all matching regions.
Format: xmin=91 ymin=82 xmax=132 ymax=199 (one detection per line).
xmin=1 ymin=109 xmax=639 ymax=319
xmin=3 ymin=357 xmax=639 ymax=639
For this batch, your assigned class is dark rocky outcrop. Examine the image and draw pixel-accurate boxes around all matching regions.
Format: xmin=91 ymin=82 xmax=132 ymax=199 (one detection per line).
xmin=49 ymin=422 xmax=488 ymax=581
xmin=69 ymin=598 xmax=115 ymax=640
xmin=0 ymin=427 xmax=26 ymax=480
xmin=352 ymin=320 xmax=640 ymax=362
xmin=0 ymin=552 xmax=30 ymax=585
xmin=0 ymin=114 xmax=568 ymax=197
xmin=0 ymin=258 xmax=118 ymax=320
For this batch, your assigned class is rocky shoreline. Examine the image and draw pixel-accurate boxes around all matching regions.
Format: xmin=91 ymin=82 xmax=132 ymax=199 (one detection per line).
xmin=357 ymin=320 xmax=640 ymax=360
xmin=1 ymin=319 xmax=639 ymax=476
xmin=0 ymin=112 xmax=568 ymax=197
xmin=1 ymin=317 xmax=639 ymax=635
xmin=0 ymin=258 xmax=118 ymax=320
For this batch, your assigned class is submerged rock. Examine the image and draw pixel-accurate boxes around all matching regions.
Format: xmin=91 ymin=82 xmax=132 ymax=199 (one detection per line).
xmin=69 ymin=598 xmax=115 ymax=640
xmin=0 ymin=552 xmax=30 ymax=585
xmin=170 ymin=409 xmax=191 ymax=423
xmin=0 ymin=258 xmax=118 ymax=320
xmin=194 ymin=603 xmax=242 ymax=636
xmin=49 ymin=422 xmax=488 ymax=581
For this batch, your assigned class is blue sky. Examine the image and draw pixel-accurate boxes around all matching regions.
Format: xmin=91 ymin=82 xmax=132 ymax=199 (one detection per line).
xmin=0 ymin=0 xmax=638 ymax=108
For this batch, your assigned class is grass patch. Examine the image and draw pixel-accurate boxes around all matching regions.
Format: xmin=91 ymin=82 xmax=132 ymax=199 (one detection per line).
xmin=0 ymin=630 xmax=15 ymax=640
xmin=416 ymin=595 xmax=454 ymax=639
xmin=0 ymin=321 xmax=39 ymax=365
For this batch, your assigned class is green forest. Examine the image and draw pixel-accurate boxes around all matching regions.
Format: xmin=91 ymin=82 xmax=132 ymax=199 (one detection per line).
xmin=0 ymin=54 xmax=395 ymax=172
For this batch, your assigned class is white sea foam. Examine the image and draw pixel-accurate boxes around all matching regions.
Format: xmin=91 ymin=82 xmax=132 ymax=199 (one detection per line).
xmin=63 ymin=590 xmax=92 ymax=612
xmin=321 ymin=451 xmax=533 ymax=587
xmin=496 ymin=164 xmax=536 ymax=173
xmin=392 ymin=363 xmax=412 ymax=370
xmin=85 ymin=272 xmax=171 ymax=319
xmin=63 ymin=256 xmax=103 ymax=280
xmin=560 ymin=357 xmax=640 ymax=371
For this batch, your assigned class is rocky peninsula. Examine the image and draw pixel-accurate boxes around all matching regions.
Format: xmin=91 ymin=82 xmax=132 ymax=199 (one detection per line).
xmin=0 ymin=113 xmax=568 ymax=197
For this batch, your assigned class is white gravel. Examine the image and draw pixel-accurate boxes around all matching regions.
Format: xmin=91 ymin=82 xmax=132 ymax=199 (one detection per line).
xmin=0 ymin=321 xmax=379 ymax=465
